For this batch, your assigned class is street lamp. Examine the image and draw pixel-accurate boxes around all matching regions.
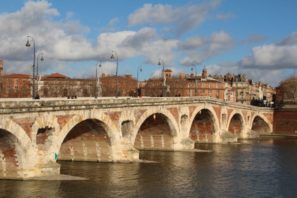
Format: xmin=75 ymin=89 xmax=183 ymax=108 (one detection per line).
xmin=191 ymin=66 xmax=198 ymax=96
xmin=110 ymin=51 xmax=119 ymax=97
xmin=36 ymin=53 xmax=44 ymax=79
xmin=25 ymin=35 xmax=37 ymax=99
xmin=158 ymin=59 xmax=166 ymax=97
xmin=36 ymin=52 xmax=44 ymax=98
xmin=137 ymin=65 xmax=142 ymax=89
xmin=95 ymin=62 xmax=102 ymax=98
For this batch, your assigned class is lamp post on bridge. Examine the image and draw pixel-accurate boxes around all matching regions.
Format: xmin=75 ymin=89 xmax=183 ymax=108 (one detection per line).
xmin=110 ymin=51 xmax=119 ymax=97
xmin=158 ymin=59 xmax=166 ymax=97
xmin=191 ymin=65 xmax=198 ymax=96
xmin=36 ymin=52 xmax=44 ymax=99
xmin=137 ymin=65 xmax=142 ymax=89
xmin=95 ymin=62 xmax=102 ymax=98
xmin=25 ymin=35 xmax=37 ymax=99
xmin=136 ymin=65 xmax=143 ymax=97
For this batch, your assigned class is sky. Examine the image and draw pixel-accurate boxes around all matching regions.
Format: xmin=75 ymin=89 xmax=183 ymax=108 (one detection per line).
xmin=0 ymin=0 xmax=297 ymax=86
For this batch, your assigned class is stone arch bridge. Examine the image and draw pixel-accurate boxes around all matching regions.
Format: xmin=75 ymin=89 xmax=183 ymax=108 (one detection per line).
xmin=0 ymin=97 xmax=273 ymax=179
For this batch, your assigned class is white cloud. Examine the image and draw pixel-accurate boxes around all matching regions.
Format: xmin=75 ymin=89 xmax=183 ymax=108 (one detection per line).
xmin=180 ymin=31 xmax=234 ymax=66
xmin=179 ymin=37 xmax=206 ymax=50
xmin=95 ymin=28 xmax=178 ymax=65
xmin=240 ymin=32 xmax=297 ymax=69
xmin=0 ymin=1 xmax=178 ymax=74
xmin=202 ymin=33 xmax=297 ymax=86
xmin=128 ymin=1 xmax=220 ymax=35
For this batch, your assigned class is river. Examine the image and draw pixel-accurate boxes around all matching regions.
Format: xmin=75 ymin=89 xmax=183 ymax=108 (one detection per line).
xmin=1 ymin=139 xmax=297 ymax=198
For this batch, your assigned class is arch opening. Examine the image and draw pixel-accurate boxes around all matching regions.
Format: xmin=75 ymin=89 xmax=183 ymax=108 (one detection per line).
xmin=180 ymin=114 xmax=188 ymax=125
xmin=134 ymin=113 xmax=174 ymax=150
xmin=121 ymin=120 xmax=134 ymax=140
xmin=228 ymin=114 xmax=243 ymax=135
xmin=37 ymin=127 xmax=54 ymax=146
xmin=189 ymin=109 xmax=216 ymax=142
xmin=0 ymin=129 xmax=22 ymax=177
xmin=252 ymin=116 xmax=271 ymax=134
xmin=59 ymin=119 xmax=112 ymax=162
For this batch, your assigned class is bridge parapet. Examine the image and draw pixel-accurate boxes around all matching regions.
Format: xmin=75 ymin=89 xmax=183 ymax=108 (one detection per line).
xmin=0 ymin=97 xmax=273 ymax=114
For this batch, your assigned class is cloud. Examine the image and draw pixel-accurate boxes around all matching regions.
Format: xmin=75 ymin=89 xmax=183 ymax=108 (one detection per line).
xmin=121 ymin=27 xmax=157 ymax=48
xmin=101 ymin=18 xmax=119 ymax=33
xmin=0 ymin=1 xmax=94 ymax=63
xmin=179 ymin=37 xmax=206 ymax=50
xmin=180 ymin=31 xmax=234 ymax=66
xmin=241 ymin=34 xmax=266 ymax=44
xmin=0 ymin=1 xmax=178 ymax=74
xmin=240 ymin=32 xmax=297 ymax=69
xmin=96 ymin=28 xmax=178 ymax=64
xmin=128 ymin=1 xmax=220 ymax=35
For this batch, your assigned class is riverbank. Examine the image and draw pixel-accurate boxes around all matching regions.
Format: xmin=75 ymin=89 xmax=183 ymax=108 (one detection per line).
xmin=260 ymin=133 xmax=297 ymax=139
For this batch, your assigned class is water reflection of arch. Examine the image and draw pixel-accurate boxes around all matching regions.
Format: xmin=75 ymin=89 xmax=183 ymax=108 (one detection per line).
xmin=132 ymin=108 xmax=179 ymax=150
xmin=250 ymin=114 xmax=272 ymax=134
xmin=51 ymin=112 xmax=118 ymax=162
xmin=0 ymin=118 xmax=33 ymax=176
xmin=188 ymin=105 xmax=220 ymax=142
xmin=227 ymin=111 xmax=246 ymax=135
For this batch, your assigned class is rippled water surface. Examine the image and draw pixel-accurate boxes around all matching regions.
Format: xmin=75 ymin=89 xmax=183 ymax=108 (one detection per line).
xmin=1 ymin=139 xmax=297 ymax=198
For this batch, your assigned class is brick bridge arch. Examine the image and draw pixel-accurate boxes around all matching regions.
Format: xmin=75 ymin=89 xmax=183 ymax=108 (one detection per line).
xmin=227 ymin=111 xmax=246 ymax=136
xmin=0 ymin=118 xmax=35 ymax=176
xmin=250 ymin=113 xmax=272 ymax=133
xmin=132 ymin=107 xmax=180 ymax=149
xmin=48 ymin=111 xmax=119 ymax=162
xmin=187 ymin=105 xmax=220 ymax=142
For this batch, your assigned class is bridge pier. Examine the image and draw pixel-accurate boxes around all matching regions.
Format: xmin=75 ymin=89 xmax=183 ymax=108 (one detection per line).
xmin=172 ymin=137 xmax=195 ymax=150
xmin=112 ymin=139 xmax=139 ymax=162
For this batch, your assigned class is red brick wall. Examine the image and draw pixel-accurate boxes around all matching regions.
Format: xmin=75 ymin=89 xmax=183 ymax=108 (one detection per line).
xmin=273 ymin=110 xmax=297 ymax=134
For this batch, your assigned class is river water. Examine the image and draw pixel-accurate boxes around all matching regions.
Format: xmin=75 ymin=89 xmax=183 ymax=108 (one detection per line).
xmin=1 ymin=139 xmax=297 ymax=198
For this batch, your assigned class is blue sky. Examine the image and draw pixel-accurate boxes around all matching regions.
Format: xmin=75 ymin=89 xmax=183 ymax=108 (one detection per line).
xmin=0 ymin=0 xmax=297 ymax=86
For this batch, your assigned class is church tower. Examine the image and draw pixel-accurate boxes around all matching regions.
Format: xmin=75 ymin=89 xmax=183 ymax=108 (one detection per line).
xmin=0 ymin=59 xmax=3 ymax=76
xmin=202 ymin=68 xmax=208 ymax=79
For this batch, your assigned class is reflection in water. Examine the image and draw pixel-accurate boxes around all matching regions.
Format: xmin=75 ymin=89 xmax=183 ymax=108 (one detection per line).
xmin=0 ymin=139 xmax=297 ymax=197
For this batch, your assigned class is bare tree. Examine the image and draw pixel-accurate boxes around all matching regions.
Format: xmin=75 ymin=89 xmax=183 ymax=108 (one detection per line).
xmin=279 ymin=77 xmax=297 ymax=103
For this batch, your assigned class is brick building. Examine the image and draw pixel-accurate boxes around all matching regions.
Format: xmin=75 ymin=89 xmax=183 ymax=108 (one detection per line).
xmin=142 ymin=68 xmax=275 ymax=104
xmin=221 ymin=73 xmax=275 ymax=105
xmin=142 ymin=68 xmax=226 ymax=99
xmin=0 ymin=59 xmax=275 ymax=102
xmin=100 ymin=74 xmax=137 ymax=97
xmin=0 ymin=59 xmax=138 ymax=98
xmin=38 ymin=73 xmax=137 ymax=98
xmin=0 ymin=73 xmax=31 ymax=98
